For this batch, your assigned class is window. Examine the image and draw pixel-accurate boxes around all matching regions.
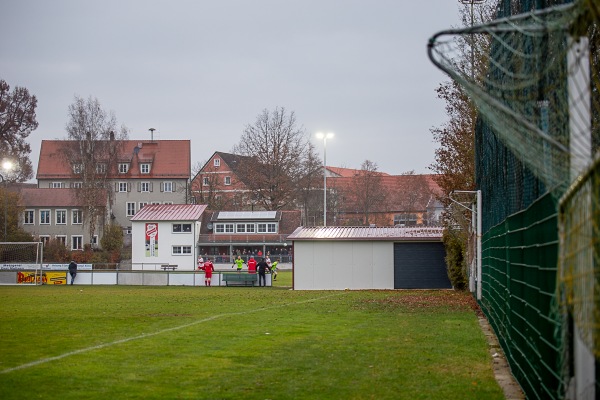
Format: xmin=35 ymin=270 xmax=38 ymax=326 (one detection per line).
xmin=257 ymin=223 xmax=277 ymax=233
xmin=203 ymin=177 xmax=209 ymax=186
xmin=52 ymin=182 xmax=64 ymax=188
xmin=172 ymin=223 xmax=192 ymax=233
xmin=214 ymin=223 xmax=234 ymax=233
xmin=24 ymin=210 xmax=34 ymax=224
xmin=96 ymin=163 xmax=107 ymax=174
xmin=56 ymin=235 xmax=66 ymax=246
xmin=118 ymin=182 xmax=128 ymax=192
xmin=163 ymin=201 xmax=173 ymax=205
xmin=139 ymin=202 xmax=149 ymax=210
xmin=40 ymin=210 xmax=51 ymax=225
xmin=163 ymin=181 xmax=173 ymax=192
xmin=92 ymin=235 xmax=99 ymax=246
xmin=236 ymin=223 xmax=255 ymax=233
xmin=151 ymin=201 xmax=161 ymax=205
xmin=39 ymin=236 xmax=50 ymax=246
xmin=56 ymin=210 xmax=67 ymax=225
xmin=140 ymin=182 xmax=150 ymax=192
xmin=71 ymin=182 xmax=83 ymax=189
xmin=126 ymin=226 xmax=132 ymax=235
xmin=224 ymin=176 xmax=231 ymax=185
xmin=140 ymin=163 xmax=150 ymax=174
xmin=72 ymin=209 xmax=82 ymax=224
xmin=213 ymin=158 xmax=220 ymax=167
xmin=172 ymin=245 xmax=192 ymax=255
xmin=126 ymin=202 xmax=136 ymax=217
xmin=72 ymin=164 xmax=82 ymax=174
xmin=118 ymin=163 xmax=129 ymax=173
xmin=71 ymin=236 xmax=83 ymax=251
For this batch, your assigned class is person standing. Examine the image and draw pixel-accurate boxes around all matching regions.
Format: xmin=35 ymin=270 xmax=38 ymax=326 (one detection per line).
xmin=197 ymin=256 xmax=204 ymax=270
xmin=201 ymin=257 xmax=215 ymax=286
xmin=68 ymin=260 xmax=77 ymax=285
xmin=247 ymin=256 xmax=257 ymax=274
xmin=256 ymin=258 xmax=270 ymax=287
xmin=232 ymin=255 xmax=246 ymax=272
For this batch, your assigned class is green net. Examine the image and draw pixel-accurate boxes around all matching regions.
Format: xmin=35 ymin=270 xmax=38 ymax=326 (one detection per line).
xmin=429 ymin=1 xmax=600 ymax=398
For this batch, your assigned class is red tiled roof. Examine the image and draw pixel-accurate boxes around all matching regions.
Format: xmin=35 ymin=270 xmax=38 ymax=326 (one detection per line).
xmin=19 ymin=188 xmax=107 ymax=207
xmin=327 ymin=174 xmax=443 ymax=212
xmin=130 ymin=204 xmax=208 ymax=221
xmin=326 ymin=166 xmax=390 ymax=177
xmin=36 ymin=139 xmax=191 ymax=179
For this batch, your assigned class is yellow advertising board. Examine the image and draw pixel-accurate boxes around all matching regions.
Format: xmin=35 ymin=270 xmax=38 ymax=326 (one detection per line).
xmin=17 ymin=271 xmax=67 ymax=285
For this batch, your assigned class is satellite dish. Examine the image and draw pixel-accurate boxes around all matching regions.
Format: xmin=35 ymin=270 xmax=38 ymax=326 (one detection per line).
xmin=207 ymin=223 xmax=213 ymax=230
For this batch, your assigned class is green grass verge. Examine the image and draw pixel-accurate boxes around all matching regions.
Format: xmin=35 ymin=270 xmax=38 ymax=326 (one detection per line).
xmin=0 ymin=281 xmax=504 ymax=400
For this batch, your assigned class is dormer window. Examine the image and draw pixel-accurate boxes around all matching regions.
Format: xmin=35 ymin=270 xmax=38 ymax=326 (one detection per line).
xmin=96 ymin=163 xmax=107 ymax=174
xmin=213 ymin=158 xmax=220 ymax=167
xmin=72 ymin=164 xmax=82 ymax=174
xmin=140 ymin=163 xmax=151 ymax=174
xmin=119 ymin=163 xmax=129 ymax=173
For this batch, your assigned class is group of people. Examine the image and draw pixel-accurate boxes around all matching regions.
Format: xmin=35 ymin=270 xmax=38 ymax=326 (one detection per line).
xmin=197 ymin=255 xmax=280 ymax=287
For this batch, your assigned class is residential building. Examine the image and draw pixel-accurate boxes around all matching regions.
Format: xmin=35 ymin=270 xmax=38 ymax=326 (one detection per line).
xmin=191 ymin=151 xmax=254 ymax=210
xmin=19 ymin=188 xmax=108 ymax=250
xmin=327 ymin=174 xmax=443 ymax=227
xmin=36 ymin=139 xmax=191 ymax=239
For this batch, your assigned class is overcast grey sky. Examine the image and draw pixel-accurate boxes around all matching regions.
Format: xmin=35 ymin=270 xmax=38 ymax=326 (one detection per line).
xmin=1 ymin=1 xmax=462 ymax=179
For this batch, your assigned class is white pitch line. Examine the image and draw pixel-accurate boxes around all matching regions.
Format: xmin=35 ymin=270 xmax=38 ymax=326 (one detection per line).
xmin=0 ymin=292 xmax=342 ymax=375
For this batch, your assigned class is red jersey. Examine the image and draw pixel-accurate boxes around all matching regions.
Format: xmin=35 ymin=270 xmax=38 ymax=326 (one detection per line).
xmin=202 ymin=261 xmax=214 ymax=277
xmin=247 ymin=258 xmax=257 ymax=273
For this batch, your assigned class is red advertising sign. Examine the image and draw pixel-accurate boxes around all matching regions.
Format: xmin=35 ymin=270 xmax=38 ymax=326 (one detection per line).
xmin=145 ymin=223 xmax=159 ymax=257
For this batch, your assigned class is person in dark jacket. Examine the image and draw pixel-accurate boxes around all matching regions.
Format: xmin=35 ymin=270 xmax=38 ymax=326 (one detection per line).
xmin=256 ymin=258 xmax=271 ymax=287
xmin=68 ymin=260 xmax=77 ymax=285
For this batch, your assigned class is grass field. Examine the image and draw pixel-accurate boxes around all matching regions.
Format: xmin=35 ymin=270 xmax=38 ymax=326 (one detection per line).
xmin=0 ymin=272 xmax=504 ymax=399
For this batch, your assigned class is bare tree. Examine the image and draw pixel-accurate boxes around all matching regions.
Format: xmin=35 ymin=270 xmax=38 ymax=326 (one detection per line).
xmin=233 ymin=107 xmax=316 ymax=210
xmin=0 ymin=79 xmax=38 ymax=181
xmin=392 ymin=171 xmax=432 ymax=226
xmin=295 ymin=141 xmax=323 ymax=225
xmin=63 ymin=96 xmax=128 ymax=246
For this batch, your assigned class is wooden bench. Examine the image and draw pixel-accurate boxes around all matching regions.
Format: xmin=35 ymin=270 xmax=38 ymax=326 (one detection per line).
xmin=160 ymin=264 xmax=178 ymax=271
xmin=222 ymin=273 xmax=257 ymax=286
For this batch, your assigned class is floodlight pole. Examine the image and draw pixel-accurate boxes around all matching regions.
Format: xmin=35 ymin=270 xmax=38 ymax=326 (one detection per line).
xmin=316 ymin=133 xmax=334 ymax=226
xmin=0 ymin=173 xmax=5 ymax=240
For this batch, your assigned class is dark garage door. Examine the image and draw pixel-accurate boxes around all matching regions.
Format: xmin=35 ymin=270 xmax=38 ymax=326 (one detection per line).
xmin=394 ymin=242 xmax=451 ymax=289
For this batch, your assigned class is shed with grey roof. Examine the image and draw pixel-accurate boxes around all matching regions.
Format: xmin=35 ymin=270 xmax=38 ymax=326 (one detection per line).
xmin=287 ymin=226 xmax=450 ymax=290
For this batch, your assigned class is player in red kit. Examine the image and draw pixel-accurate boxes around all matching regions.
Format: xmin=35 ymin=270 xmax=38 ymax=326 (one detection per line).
xmin=247 ymin=256 xmax=257 ymax=274
xmin=201 ymin=257 xmax=215 ymax=286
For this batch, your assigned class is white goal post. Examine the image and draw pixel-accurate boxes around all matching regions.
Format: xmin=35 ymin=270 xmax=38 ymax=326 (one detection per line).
xmin=0 ymin=242 xmax=44 ymax=285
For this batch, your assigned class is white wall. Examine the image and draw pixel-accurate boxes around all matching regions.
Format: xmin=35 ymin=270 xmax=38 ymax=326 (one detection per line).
xmin=131 ymin=220 xmax=197 ymax=270
xmin=293 ymin=241 xmax=394 ymax=290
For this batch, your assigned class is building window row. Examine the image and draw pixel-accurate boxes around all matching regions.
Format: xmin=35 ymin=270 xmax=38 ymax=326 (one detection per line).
xmin=214 ymin=222 xmax=277 ymax=234
xmin=38 ymin=234 xmax=97 ymax=251
xmin=25 ymin=209 xmax=83 ymax=225
xmin=116 ymin=181 xmax=176 ymax=193
xmin=202 ymin=176 xmax=232 ymax=186
xmin=172 ymin=223 xmax=192 ymax=233
xmin=71 ymin=162 xmax=151 ymax=175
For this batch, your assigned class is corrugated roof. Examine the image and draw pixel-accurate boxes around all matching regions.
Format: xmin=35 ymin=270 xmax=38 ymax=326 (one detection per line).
xmin=217 ymin=211 xmax=277 ymax=220
xmin=130 ymin=204 xmax=207 ymax=221
xmin=287 ymin=226 xmax=444 ymax=241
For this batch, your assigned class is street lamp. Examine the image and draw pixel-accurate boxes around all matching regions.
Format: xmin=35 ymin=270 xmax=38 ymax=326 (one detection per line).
xmin=459 ymin=0 xmax=484 ymax=80
xmin=1 ymin=160 xmax=13 ymax=241
xmin=316 ymin=132 xmax=334 ymax=227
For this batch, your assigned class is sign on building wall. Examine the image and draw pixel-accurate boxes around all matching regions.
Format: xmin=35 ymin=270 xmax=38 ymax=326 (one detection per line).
xmin=145 ymin=223 xmax=159 ymax=257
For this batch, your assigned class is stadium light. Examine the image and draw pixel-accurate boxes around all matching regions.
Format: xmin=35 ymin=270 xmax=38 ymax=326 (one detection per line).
xmin=316 ymin=132 xmax=334 ymax=227
xmin=1 ymin=160 xmax=14 ymax=241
